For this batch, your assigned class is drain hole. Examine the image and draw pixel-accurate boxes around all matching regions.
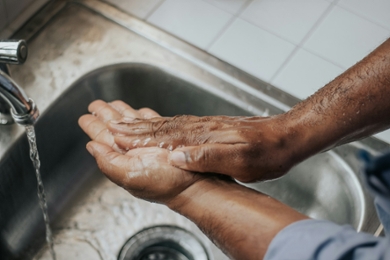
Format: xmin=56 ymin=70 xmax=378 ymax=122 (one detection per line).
xmin=118 ymin=225 xmax=210 ymax=260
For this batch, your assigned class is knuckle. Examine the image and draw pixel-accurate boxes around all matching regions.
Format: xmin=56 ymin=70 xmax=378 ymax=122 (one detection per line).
xmin=193 ymin=147 xmax=210 ymax=172
xmin=151 ymin=119 xmax=172 ymax=137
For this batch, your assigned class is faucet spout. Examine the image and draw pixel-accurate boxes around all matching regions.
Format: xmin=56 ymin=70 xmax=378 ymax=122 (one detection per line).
xmin=0 ymin=39 xmax=39 ymax=125
xmin=0 ymin=70 xmax=39 ymax=125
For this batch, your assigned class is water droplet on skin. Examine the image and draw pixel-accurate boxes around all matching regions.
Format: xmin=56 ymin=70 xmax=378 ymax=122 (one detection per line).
xmin=356 ymin=111 xmax=360 ymax=114
xmin=143 ymin=138 xmax=151 ymax=146
xmin=92 ymin=112 xmax=97 ymax=116
xmin=167 ymin=145 xmax=173 ymax=151
xmin=158 ymin=142 xmax=165 ymax=148
xmin=132 ymin=139 xmax=140 ymax=147
xmin=125 ymin=147 xmax=130 ymax=151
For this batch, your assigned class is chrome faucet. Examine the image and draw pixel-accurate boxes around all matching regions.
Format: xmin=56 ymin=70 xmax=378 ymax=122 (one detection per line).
xmin=0 ymin=40 xmax=39 ymax=125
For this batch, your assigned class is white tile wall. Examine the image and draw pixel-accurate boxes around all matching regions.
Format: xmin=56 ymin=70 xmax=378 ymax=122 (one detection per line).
xmin=147 ymin=0 xmax=232 ymax=49
xmin=303 ymin=6 xmax=389 ymax=69
xmin=209 ymin=19 xmax=295 ymax=82
xmin=375 ymin=131 xmax=390 ymax=144
xmin=240 ymin=0 xmax=331 ymax=44
xmin=202 ymin=0 xmax=249 ymax=15
xmin=338 ymin=0 xmax=390 ymax=31
xmin=101 ymin=0 xmax=390 ymax=143
xmin=272 ymin=49 xmax=343 ymax=99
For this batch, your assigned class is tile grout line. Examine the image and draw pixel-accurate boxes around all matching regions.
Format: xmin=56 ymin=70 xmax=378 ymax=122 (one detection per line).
xmin=144 ymin=0 xmax=166 ymax=21
xmin=205 ymin=16 xmax=236 ymax=51
xmin=300 ymin=46 xmax=345 ymax=70
xmin=239 ymin=16 xmax=299 ymax=46
xmin=336 ymin=4 xmax=390 ymax=33
xmin=205 ymin=0 xmax=253 ymax=51
xmin=269 ymin=0 xmax=341 ymax=83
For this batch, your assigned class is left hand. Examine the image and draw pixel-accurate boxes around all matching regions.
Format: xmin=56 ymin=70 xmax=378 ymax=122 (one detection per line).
xmin=78 ymin=100 xmax=204 ymax=204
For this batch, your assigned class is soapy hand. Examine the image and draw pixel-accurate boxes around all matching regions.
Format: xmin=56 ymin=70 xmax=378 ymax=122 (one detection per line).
xmin=107 ymin=109 xmax=297 ymax=182
xmin=78 ymin=100 xmax=204 ymax=204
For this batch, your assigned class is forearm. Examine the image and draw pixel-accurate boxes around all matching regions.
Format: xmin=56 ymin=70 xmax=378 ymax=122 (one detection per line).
xmin=280 ymin=38 xmax=390 ymax=161
xmin=168 ymin=178 xmax=308 ymax=259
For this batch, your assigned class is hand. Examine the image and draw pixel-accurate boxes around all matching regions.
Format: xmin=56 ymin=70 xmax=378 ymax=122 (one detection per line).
xmin=107 ymin=112 xmax=298 ymax=182
xmin=78 ymin=100 xmax=204 ymax=204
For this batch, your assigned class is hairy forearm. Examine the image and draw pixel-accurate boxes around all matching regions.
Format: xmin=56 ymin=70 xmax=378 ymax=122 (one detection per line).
xmin=280 ymin=38 xmax=390 ymax=161
xmin=168 ymin=178 xmax=307 ymax=259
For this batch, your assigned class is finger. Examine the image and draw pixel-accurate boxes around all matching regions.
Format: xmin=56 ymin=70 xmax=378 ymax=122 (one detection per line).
xmin=138 ymin=107 xmax=161 ymax=119
xmin=109 ymin=100 xmax=140 ymax=118
xmin=79 ymin=114 xmax=125 ymax=152
xmin=86 ymin=141 xmax=134 ymax=186
xmin=79 ymin=114 xmax=113 ymax=143
xmin=114 ymin=135 xmax=177 ymax=150
xmin=112 ymin=127 xmax=246 ymax=150
xmin=107 ymin=117 xmax=169 ymax=136
xmin=88 ymin=100 xmax=123 ymax=123
xmin=168 ymin=143 xmax=254 ymax=182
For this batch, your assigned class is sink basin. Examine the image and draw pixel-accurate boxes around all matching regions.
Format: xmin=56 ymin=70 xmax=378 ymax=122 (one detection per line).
xmin=0 ymin=63 xmax=381 ymax=259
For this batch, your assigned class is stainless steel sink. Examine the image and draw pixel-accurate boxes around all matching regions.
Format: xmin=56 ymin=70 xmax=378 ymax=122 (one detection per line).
xmin=0 ymin=1 xmax=387 ymax=259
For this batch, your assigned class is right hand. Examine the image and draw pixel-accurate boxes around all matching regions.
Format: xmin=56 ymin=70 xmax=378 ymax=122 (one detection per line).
xmin=108 ymin=112 xmax=300 ymax=182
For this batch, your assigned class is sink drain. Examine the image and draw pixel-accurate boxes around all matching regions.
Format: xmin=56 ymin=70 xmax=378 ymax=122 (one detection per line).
xmin=118 ymin=225 xmax=210 ymax=260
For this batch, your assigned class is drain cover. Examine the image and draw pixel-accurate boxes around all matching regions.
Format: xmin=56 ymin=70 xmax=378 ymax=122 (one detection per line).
xmin=118 ymin=226 xmax=210 ymax=260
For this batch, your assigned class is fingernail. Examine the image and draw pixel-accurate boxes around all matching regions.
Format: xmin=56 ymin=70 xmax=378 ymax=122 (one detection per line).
xmin=86 ymin=143 xmax=95 ymax=156
xmin=169 ymin=151 xmax=186 ymax=167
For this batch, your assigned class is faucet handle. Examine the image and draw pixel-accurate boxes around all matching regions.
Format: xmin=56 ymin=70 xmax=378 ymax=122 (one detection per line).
xmin=0 ymin=40 xmax=28 ymax=64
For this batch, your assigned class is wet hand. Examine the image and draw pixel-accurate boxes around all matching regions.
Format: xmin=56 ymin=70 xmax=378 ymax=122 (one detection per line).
xmin=78 ymin=100 xmax=204 ymax=204
xmin=108 ymin=112 xmax=297 ymax=182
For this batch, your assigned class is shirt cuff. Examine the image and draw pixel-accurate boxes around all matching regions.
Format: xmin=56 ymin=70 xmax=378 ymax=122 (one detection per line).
xmin=264 ymin=219 xmax=381 ymax=260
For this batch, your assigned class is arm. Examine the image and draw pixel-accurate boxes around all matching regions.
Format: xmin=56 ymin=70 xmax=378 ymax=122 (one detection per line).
xmin=106 ymin=38 xmax=390 ymax=182
xmin=280 ymin=37 xmax=390 ymax=160
xmin=167 ymin=177 xmax=307 ymax=259
xmin=79 ymin=100 xmax=307 ymax=260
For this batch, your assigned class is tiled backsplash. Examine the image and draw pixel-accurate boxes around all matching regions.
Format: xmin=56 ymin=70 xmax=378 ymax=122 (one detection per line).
xmin=1 ymin=0 xmax=390 ymax=143
xmin=105 ymin=0 xmax=390 ymax=143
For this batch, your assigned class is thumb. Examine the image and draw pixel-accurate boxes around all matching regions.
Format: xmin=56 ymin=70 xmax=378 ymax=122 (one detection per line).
xmin=168 ymin=143 xmax=246 ymax=177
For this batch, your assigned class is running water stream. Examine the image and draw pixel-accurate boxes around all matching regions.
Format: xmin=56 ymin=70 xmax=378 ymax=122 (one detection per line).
xmin=25 ymin=126 xmax=56 ymax=260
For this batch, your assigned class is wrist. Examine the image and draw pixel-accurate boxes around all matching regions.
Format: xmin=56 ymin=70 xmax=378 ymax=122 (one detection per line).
xmin=166 ymin=177 xmax=226 ymax=212
xmin=268 ymin=114 xmax=312 ymax=171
